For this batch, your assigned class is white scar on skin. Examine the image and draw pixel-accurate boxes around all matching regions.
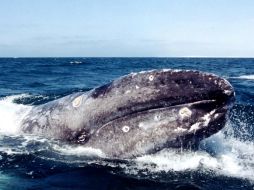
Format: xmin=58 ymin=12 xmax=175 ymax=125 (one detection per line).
xmin=202 ymin=110 xmax=216 ymax=126
xmin=174 ymin=127 xmax=187 ymax=132
xmin=189 ymin=109 xmax=216 ymax=132
xmin=189 ymin=122 xmax=201 ymax=132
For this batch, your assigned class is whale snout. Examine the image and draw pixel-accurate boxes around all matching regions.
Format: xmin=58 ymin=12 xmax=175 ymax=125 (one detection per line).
xmin=84 ymin=70 xmax=235 ymax=158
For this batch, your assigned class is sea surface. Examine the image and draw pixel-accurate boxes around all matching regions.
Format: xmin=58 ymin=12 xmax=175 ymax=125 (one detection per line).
xmin=0 ymin=58 xmax=254 ymax=190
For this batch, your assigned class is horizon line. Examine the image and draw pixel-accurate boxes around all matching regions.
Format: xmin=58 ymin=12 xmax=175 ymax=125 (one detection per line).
xmin=1 ymin=56 xmax=254 ymax=59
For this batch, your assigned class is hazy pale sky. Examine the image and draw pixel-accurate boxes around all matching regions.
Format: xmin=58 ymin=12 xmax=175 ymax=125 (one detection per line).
xmin=0 ymin=0 xmax=254 ymax=57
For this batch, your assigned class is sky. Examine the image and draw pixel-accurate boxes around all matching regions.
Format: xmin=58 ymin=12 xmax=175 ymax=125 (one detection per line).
xmin=0 ymin=0 xmax=254 ymax=57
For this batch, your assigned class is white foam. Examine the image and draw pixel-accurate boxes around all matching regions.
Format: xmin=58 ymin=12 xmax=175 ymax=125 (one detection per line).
xmin=135 ymin=149 xmax=218 ymax=172
xmin=70 ymin=61 xmax=82 ymax=65
xmin=0 ymin=95 xmax=32 ymax=134
xmin=233 ymin=75 xmax=254 ymax=80
xmin=129 ymin=131 xmax=254 ymax=181
xmin=0 ymin=147 xmax=25 ymax=155
xmin=52 ymin=144 xmax=106 ymax=158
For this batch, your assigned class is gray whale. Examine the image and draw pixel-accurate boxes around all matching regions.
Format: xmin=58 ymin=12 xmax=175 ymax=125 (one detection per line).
xmin=21 ymin=69 xmax=235 ymax=158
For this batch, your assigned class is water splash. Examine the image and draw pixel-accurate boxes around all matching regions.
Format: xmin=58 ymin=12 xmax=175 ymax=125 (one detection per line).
xmin=52 ymin=144 xmax=106 ymax=158
xmin=128 ymin=131 xmax=254 ymax=182
xmin=0 ymin=95 xmax=32 ymax=134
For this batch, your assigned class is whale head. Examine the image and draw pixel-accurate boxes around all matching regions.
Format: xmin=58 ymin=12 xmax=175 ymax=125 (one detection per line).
xmin=21 ymin=69 xmax=235 ymax=159
xmin=84 ymin=70 xmax=235 ymax=158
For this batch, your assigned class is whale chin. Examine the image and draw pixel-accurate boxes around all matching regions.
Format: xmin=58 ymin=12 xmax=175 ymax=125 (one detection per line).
xmin=21 ymin=69 xmax=235 ymax=159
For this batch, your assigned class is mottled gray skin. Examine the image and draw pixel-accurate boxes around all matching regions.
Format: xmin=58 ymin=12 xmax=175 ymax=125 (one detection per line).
xmin=21 ymin=69 xmax=235 ymax=159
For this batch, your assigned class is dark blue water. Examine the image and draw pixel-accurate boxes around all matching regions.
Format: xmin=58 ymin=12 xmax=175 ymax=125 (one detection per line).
xmin=0 ymin=58 xmax=254 ymax=190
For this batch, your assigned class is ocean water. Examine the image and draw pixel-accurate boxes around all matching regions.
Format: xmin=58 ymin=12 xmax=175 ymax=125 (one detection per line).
xmin=0 ymin=58 xmax=254 ymax=190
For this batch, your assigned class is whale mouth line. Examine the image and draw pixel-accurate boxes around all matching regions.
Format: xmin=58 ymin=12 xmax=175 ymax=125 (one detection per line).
xmin=101 ymin=99 xmax=222 ymax=128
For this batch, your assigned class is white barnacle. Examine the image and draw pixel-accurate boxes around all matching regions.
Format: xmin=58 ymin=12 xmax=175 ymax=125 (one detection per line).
xmin=125 ymin=90 xmax=131 ymax=94
xmin=149 ymin=75 xmax=154 ymax=81
xmin=122 ymin=125 xmax=130 ymax=133
xmin=135 ymin=85 xmax=140 ymax=89
xmin=224 ymin=89 xmax=232 ymax=95
xmin=72 ymin=95 xmax=83 ymax=108
xmin=179 ymin=107 xmax=192 ymax=119
xmin=214 ymin=113 xmax=219 ymax=119
xmin=138 ymin=122 xmax=144 ymax=128
xmin=154 ymin=115 xmax=161 ymax=121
